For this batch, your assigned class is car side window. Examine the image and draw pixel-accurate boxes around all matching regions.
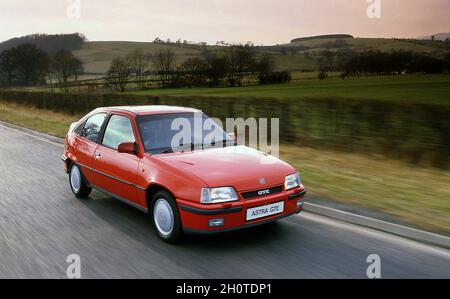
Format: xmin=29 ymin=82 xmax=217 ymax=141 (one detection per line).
xmin=81 ymin=113 xmax=106 ymax=143
xmin=102 ymin=115 xmax=136 ymax=150
xmin=73 ymin=120 xmax=86 ymax=136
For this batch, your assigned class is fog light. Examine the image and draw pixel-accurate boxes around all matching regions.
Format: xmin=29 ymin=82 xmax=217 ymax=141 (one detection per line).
xmin=209 ymin=218 xmax=225 ymax=227
xmin=297 ymin=200 xmax=304 ymax=207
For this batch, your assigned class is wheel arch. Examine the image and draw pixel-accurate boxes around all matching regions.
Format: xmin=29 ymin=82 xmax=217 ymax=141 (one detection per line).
xmin=64 ymin=157 xmax=74 ymax=173
xmin=145 ymin=183 xmax=176 ymax=213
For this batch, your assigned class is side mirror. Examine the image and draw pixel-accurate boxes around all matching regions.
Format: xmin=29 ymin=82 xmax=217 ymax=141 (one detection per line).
xmin=118 ymin=142 xmax=137 ymax=155
xmin=228 ymin=132 xmax=237 ymax=141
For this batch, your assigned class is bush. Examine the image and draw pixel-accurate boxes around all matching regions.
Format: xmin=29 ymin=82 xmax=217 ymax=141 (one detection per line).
xmin=342 ymin=50 xmax=445 ymax=76
xmin=257 ymin=71 xmax=291 ymax=85
xmin=318 ymin=71 xmax=328 ymax=80
xmin=179 ymin=57 xmax=208 ymax=87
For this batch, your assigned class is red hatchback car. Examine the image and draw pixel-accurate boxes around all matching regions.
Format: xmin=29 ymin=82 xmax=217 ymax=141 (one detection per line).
xmin=62 ymin=106 xmax=306 ymax=242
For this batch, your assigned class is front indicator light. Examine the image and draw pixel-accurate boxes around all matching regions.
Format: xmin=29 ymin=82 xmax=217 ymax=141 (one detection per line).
xmin=209 ymin=218 xmax=225 ymax=227
xmin=297 ymin=200 xmax=304 ymax=207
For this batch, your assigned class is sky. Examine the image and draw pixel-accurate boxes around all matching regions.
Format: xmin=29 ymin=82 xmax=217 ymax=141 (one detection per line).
xmin=0 ymin=0 xmax=449 ymax=45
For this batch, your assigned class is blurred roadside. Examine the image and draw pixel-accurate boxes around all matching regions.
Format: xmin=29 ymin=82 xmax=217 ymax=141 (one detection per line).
xmin=1 ymin=100 xmax=449 ymax=235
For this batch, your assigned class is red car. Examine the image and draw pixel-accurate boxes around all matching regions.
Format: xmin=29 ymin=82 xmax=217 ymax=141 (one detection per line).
xmin=62 ymin=106 xmax=306 ymax=242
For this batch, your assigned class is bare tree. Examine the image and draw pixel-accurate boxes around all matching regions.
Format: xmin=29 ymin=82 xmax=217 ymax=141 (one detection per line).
xmin=154 ymin=49 xmax=175 ymax=87
xmin=180 ymin=57 xmax=208 ymax=87
xmin=11 ymin=44 xmax=50 ymax=86
xmin=0 ymin=49 xmax=15 ymax=85
xmin=226 ymin=45 xmax=256 ymax=86
xmin=127 ymin=49 xmax=149 ymax=89
xmin=70 ymin=58 xmax=83 ymax=82
xmin=106 ymin=56 xmax=131 ymax=92
xmin=201 ymin=51 xmax=228 ymax=87
xmin=53 ymin=49 xmax=82 ymax=85
xmin=255 ymin=53 xmax=275 ymax=84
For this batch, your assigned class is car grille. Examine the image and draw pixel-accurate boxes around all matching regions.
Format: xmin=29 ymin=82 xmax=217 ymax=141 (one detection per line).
xmin=241 ymin=185 xmax=283 ymax=199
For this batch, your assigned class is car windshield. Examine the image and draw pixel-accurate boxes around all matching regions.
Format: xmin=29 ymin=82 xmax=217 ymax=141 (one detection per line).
xmin=137 ymin=112 xmax=234 ymax=154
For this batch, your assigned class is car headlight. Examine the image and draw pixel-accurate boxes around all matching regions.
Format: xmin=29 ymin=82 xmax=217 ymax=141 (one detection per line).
xmin=285 ymin=172 xmax=302 ymax=190
xmin=201 ymin=187 xmax=238 ymax=204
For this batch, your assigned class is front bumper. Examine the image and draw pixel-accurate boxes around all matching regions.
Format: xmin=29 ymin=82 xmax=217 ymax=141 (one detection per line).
xmin=178 ymin=187 xmax=306 ymax=234
xmin=61 ymin=154 xmax=69 ymax=173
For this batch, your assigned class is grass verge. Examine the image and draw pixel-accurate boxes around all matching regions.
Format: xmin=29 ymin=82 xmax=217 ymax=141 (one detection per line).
xmin=0 ymin=102 xmax=80 ymax=138
xmin=1 ymin=101 xmax=449 ymax=235
xmin=281 ymin=147 xmax=450 ymax=235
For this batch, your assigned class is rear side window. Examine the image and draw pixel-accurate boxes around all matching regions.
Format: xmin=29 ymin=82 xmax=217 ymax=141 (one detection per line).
xmin=102 ymin=115 xmax=135 ymax=150
xmin=73 ymin=120 xmax=85 ymax=135
xmin=81 ymin=113 xmax=106 ymax=143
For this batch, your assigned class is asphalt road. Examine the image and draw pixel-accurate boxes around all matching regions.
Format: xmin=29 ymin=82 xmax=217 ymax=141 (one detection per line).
xmin=0 ymin=123 xmax=449 ymax=279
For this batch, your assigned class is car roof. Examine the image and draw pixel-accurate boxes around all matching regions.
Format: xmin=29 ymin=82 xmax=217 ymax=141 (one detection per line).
xmin=96 ymin=105 xmax=201 ymax=116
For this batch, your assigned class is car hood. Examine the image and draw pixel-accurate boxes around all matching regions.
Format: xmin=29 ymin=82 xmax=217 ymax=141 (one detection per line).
xmin=153 ymin=145 xmax=295 ymax=191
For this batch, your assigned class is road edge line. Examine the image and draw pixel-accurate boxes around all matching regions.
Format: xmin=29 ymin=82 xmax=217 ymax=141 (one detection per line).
xmin=303 ymin=202 xmax=450 ymax=249
xmin=1 ymin=120 xmax=449 ymax=249
xmin=0 ymin=120 xmax=64 ymax=146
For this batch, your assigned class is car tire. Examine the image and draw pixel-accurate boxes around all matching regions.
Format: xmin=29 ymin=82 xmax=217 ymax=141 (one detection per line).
xmin=69 ymin=164 xmax=92 ymax=198
xmin=151 ymin=190 xmax=183 ymax=243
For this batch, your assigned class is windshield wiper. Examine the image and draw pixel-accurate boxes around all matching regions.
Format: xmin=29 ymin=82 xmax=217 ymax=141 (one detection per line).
xmin=159 ymin=143 xmax=202 ymax=154
xmin=160 ymin=147 xmax=174 ymax=154
xmin=180 ymin=143 xmax=204 ymax=151
xmin=158 ymin=141 xmax=233 ymax=154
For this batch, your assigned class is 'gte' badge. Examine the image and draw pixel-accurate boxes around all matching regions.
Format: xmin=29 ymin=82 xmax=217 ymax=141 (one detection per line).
xmin=259 ymin=178 xmax=266 ymax=185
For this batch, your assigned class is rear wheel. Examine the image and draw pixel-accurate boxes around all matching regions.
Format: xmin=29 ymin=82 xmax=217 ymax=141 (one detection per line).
xmin=69 ymin=164 xmax=92 ymax=198
xmin=151 ymin=191 xmax=182 ymax=243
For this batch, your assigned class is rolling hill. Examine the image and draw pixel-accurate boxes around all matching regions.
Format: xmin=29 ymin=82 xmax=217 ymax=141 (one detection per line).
xmin=288 ymin=35 xmax=441 ymax=53
xmin=0 ymin=33 xmax=86 ymax=54
xmin=1 ymin=33 xmax=448 ymax=76
xmin=72 ymin=41 xmax=203 ymax=75
xmin=74 ymin=37 xmax=445 ymax=75
xmin=290 ymin=34 xmax=354 ymax=43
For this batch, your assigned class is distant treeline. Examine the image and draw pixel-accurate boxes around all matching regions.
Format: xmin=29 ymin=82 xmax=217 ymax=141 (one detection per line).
xmin=0 ymin=44 xmax=83 ymax=86
xmin=290 ymin=34 xmax=354 ymax=43
xmin=341 ymin=51 xmax=450 ymax=77
xmin=314 ymin=49 xmax=450 ymax=78
xmin=0 ymin=33 xmax=86 ymax=54
xmin=105 ymin=46 xmax=291 ymax=92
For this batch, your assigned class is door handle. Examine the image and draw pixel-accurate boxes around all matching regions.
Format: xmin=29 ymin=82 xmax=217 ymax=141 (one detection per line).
xmin=95 ymin=153 xmax=101 ymax=159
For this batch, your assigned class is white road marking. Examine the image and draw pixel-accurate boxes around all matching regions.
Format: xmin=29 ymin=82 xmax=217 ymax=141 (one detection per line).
xmin=0 ymin=123 xmax=64 ymax=148
xmin=297 ymin=212 xmax=450 ymax=258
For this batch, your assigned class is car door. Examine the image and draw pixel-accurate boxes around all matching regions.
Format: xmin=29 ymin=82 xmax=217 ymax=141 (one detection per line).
xmin=74 ymin=113 xmax=107 ymax=183
xmin=91 ymin=114 xmax=140 ymax=204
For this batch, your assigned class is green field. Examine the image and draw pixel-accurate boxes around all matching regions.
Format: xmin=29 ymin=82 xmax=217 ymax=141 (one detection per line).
xmin=128 ymin=74 xmax=450 ymax=106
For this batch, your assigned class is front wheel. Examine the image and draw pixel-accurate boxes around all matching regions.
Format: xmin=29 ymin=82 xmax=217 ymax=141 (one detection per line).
xmin=151 ymin=191 xmax=182 ymax=243
xmin=69 ymin=164 xmax=92 ymax=198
